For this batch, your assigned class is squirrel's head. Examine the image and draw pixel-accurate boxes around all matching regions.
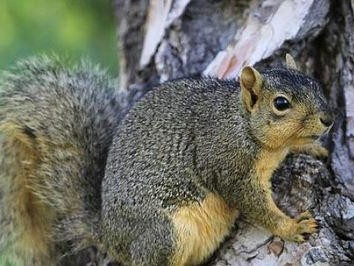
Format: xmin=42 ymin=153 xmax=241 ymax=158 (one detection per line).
xmin=239 ymin=55 xmax=333 ymax=150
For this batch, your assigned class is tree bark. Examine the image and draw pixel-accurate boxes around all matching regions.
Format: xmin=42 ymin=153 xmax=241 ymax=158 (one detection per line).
xmin=112 ymin=0 xmax=354 ymax=265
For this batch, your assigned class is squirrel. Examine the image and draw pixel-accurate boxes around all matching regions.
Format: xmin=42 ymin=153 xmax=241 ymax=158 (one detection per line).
xmin=0 ymin=54 xmax=333 ymax=266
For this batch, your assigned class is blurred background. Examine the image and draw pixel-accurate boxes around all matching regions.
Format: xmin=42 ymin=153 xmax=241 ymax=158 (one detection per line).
xmin=0 ymin=0 xmax=118 ymax=74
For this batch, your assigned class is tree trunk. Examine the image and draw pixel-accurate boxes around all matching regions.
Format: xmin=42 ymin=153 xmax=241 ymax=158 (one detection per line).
xmin=110 ymin=0 xmax=354 ymax=265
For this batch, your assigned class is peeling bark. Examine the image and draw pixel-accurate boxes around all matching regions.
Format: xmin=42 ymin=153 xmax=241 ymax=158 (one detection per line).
xmin=203 ymin=0 xmax=330 ymax=78
xmin=139 ymin=0 xmax=191 ymax=68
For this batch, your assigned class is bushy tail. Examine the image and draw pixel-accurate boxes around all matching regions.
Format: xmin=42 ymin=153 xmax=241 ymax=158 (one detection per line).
xmin=0 ymin=56 xmax=122 ymax=265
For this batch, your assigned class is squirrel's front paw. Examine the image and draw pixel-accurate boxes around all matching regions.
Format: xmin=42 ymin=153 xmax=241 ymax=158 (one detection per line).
xmin=309 ymin=144 xmax=329 ymax=158
xmin=274 ymin=211 xmax=318 ymax=243
xmin=304 ymin=142 xmax=329 ymax=158
xmin=292 ymin=142 xmax=329 ymax=158
xmin=286 ymin=211 xmax=318 ymax=243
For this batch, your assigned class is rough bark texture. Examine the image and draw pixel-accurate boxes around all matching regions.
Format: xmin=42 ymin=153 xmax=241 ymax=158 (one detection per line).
xmin=68 ymin=0 xmax=354 ymax=265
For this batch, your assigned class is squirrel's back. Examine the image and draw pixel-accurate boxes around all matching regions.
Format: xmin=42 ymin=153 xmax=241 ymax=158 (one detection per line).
xmin=0 ymin=56 xmax=122 ymax=265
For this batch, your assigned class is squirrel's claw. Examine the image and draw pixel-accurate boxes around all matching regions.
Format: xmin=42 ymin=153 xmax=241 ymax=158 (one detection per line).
xmin=287 ymin=211 xmax=318 ymax=243
xmin=291 ymin=234 xmax=306 ymax=243
xmin=275 ymin=211 xmax=318 ymax=243
xmin=308 ymin=144 xmax=329 ymax=158
xmin=296 ymin=210 xmax=314 ymax=221
xmin=298 ymin=218 xmax=318 ymax=234
xmin=291 ymin=142 xmax=329 ymax=158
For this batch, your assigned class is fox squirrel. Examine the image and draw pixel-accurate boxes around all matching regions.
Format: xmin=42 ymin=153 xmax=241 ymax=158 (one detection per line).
xmin=0 ymin=55 xmax=333 ymax=266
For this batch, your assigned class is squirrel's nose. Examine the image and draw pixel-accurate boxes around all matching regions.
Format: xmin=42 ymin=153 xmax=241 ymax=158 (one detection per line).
xmin=320 ymin=113 xmax=333 ymax=128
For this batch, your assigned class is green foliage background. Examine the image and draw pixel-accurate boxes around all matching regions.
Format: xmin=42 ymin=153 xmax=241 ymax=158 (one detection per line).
xmin=0 ymin=0 xmax=118 ymax=74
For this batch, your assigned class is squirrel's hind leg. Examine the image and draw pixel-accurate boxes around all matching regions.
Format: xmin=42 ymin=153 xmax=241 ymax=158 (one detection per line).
xmin=101 ymin=209 xmax=174 ymax=266
xmin=130 ymin=223 xmax=173 ymax=266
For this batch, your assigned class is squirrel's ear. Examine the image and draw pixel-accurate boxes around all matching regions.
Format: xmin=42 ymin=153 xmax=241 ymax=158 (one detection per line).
xmin=240 ymin=66 xmax=263 ymax=112
xmin=285 ymin=54 xmax=298 ymax=70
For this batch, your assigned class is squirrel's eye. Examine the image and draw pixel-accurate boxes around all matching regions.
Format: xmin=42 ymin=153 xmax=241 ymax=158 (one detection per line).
xmin=274 ymin=96 xmax=290 ymax=111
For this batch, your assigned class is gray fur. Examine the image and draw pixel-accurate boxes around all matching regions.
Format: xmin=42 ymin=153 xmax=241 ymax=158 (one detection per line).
xmin=0 ymin=57 xmax=330 ymax=265
xmin=0 ymin=56 xmax=122 ymax=264
xmin=101 ymin=70 xmax=329 ymax=265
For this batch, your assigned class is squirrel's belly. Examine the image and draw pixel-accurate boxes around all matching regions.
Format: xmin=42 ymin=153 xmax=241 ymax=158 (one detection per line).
xmin=169 ymin=192 xmax=239 ymax=266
